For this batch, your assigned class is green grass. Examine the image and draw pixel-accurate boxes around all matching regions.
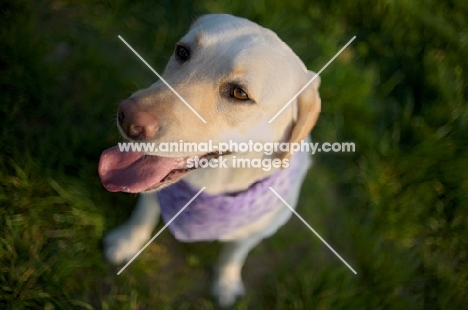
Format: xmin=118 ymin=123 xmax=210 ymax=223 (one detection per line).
xmin=1 ymin=0 xmax=467 ymax=309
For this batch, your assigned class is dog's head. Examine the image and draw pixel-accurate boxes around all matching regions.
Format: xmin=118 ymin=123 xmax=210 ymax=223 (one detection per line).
xmin=99 ymin=14 xmax=320 ymax=193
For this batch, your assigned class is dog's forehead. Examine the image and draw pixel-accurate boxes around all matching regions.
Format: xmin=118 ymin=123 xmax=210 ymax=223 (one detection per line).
xmin=182 ymin=15 xmax=304 ymax=78
xmin=185 ymin=14 xmax=280 ymax=53
xmin=169 ymin=14 xmax=309 ymax=98
xmin=190 ymin=14 xmax=265 ymax=36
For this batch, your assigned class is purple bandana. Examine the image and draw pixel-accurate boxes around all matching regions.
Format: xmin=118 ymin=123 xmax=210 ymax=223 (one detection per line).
xmin=156 ymin=151 xmax=311 ymax=242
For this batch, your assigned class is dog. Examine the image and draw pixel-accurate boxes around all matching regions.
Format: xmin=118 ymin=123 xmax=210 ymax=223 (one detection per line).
xmin=98 ymin=14 xmax=321 ymax=307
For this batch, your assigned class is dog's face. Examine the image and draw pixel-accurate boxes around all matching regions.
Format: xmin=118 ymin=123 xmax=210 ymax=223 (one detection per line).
xmin=123 ymin=15 xmax=311 ymax=145
xmin=99 ymin=14 xmax=320 ymax=193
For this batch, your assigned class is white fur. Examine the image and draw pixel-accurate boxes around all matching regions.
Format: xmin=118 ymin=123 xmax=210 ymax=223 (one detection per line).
xmin=104 ymin=14 xmax=320 ymax=307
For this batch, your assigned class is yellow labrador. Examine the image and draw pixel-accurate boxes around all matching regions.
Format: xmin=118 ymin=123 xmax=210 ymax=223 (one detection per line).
xmin=99 ymin=14 xmax=320 ymax=307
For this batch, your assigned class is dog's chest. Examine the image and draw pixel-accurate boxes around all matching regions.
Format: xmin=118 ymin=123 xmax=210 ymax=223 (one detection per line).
xmin=156 ymin=152 xmax=310 ymax=242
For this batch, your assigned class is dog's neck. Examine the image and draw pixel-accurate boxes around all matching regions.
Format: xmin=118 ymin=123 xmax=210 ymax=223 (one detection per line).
xmin=182 ymin=152 xmax=281 ymax=195
xmin=184 ymin=119 xmax=296 ymax=195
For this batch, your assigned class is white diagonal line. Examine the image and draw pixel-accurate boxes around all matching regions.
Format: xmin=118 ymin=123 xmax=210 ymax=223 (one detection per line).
xmin=269 ymin=187 xmax=357 ymax=274
xmin=117 ymin=187 xmax=206 ymax=275
xmin=118 ymin=35 xmax=207 ymax=124
xmin=268 ymin=36 xmax=356 ymax=123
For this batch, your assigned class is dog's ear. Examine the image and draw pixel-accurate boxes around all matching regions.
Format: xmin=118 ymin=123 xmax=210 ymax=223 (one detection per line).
xmin=281 ymin=70 xmax=321 ymax=160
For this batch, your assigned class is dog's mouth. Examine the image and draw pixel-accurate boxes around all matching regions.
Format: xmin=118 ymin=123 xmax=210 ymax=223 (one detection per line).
xmin=98 ymin=146 xmax=229 ymax=193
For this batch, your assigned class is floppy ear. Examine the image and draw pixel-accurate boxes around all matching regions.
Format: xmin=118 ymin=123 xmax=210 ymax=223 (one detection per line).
xmin=281 ymin=70 xmax=321 ymax=160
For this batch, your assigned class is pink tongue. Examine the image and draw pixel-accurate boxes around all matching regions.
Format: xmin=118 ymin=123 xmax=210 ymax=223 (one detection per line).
xmin=98 ymin=146 xmax=182 ymax=193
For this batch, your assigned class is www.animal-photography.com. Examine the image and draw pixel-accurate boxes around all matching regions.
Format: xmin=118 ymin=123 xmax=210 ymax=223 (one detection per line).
xmin=1 ymin=1 xmax=467 ymax=309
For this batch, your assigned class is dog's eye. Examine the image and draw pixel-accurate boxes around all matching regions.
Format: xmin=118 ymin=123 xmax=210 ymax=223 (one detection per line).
xmin=230 ymin=87 xmax=249 ymax=100
xmin=175 ymin=45 xmax=190 ymax=62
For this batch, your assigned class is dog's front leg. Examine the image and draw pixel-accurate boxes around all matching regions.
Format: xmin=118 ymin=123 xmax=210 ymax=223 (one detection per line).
xmin=103 ymin=192 xmax=160 ymax=264
xmin=212 ymin=234 xmax=264 ymax=307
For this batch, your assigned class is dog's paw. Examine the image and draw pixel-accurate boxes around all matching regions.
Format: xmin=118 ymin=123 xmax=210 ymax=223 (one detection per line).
xmin=103 ymin=224 xmax=150 ymax=265
xmin=211 ymin=278 xmax=245 ymax=308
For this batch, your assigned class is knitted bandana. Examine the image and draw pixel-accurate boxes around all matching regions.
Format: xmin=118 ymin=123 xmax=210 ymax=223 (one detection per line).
xmin=156 ymin=151 xmax=311 ymax=242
